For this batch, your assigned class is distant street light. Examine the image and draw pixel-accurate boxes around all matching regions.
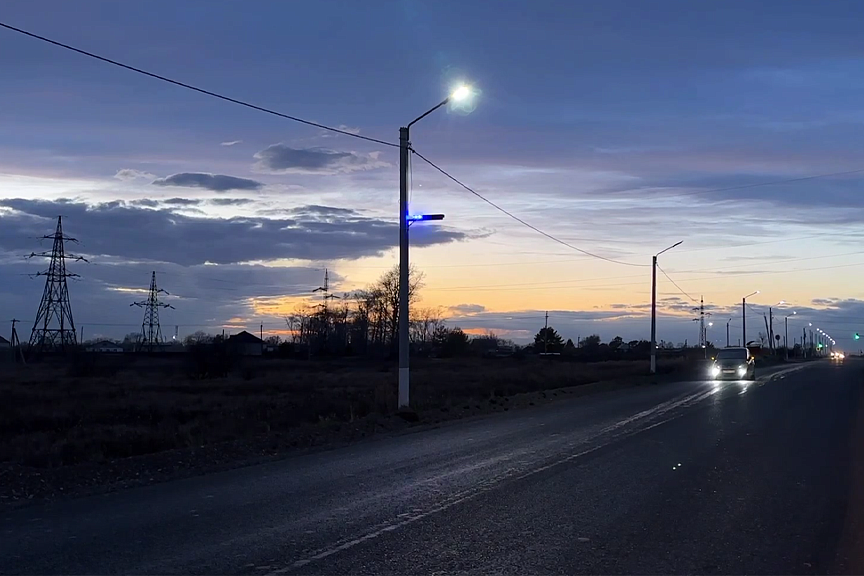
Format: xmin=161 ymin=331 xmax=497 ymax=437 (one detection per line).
xmin=398 ymin=86 xmax=473 ymax=409
xmin=742 ymin=291 xmax=759 ymax=347
xmin=726 ymin=317 xmax=733 ymax=347
xmin=650 ymin=240 xmax=683 ymax=374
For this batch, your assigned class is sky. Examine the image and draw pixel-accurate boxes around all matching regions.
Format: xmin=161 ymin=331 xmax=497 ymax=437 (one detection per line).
xmin=1 ymin=0 xmax=864 ymax=347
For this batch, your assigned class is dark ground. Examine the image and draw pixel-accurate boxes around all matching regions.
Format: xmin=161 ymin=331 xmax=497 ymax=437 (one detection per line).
xmin=1 ymin=359 xmax=861 ymax=575
xmin=0 ymin=355 xmax=685 ymax=505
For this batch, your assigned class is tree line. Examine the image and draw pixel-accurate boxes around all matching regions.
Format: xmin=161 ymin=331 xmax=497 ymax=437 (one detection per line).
xmin=282 ymin=266 xmax=509 ymax=358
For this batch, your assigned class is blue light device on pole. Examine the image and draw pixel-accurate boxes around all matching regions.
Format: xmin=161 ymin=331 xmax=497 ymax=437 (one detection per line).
xmin=398 ymin=86 xmax=472 ymax=409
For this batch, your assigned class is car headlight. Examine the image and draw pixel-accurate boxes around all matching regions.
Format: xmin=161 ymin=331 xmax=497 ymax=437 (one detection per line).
xmin=737 ymin=366 xmax=747 ymax=375
xmin=711 ymin=366 xmax=720 ymax=376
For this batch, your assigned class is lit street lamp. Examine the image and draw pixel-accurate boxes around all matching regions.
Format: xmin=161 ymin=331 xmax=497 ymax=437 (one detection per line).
xmin=742 ymin=290 xmax=759 ymax=348
xmin=650 ymin=240 xmax=683 ymax=374
xmin=398 ymin=86 xmax=473 ymax=409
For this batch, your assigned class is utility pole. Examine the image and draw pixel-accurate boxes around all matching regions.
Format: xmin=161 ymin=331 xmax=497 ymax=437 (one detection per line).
xmin=28 ymin=216 xmax=86 ymax=356
xmin=726 ymin=318 xmax=731 ymax=348
xmin=544 ymin=311 xmax=549 ymax=354
xmin=650 ymin=241 xmax=682 ymax=374
xmin=651 ymin=254 xmax=657 ymax=372
xmin=398 ymin=125 xmax=411 ymax=408
xmin=741 ymin=291 xmax=759 ymax=349
xmin=260 ymin=322 xmax=264 ymax=355
xmin=397 ymin=86 xmax=471 ymax=409
xmin=768 ymin=307 xmax=774 ymax=352
xmin=131 ymin=271 xmax=174 ymax=353
xmin=10 ymin=319 xmax=24 ymax=364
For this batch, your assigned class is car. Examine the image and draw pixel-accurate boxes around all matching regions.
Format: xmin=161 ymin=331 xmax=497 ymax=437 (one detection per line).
xmin=710 ymin=346 xmax=755 ymax=380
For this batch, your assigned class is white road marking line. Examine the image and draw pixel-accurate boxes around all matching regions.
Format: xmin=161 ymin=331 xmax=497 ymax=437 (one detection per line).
xmin=268 ymin=390 xmax=717 ymax=574
xmin=273 ymin=365 xmax=819 ymax=573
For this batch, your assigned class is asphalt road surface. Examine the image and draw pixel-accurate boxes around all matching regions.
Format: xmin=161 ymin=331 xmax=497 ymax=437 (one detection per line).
xmin=3 ymin=359 xmax=864 ymax=575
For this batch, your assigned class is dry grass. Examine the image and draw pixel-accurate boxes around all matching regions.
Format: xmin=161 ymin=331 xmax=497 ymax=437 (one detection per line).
xmin=0 ymin=355 xmax=686 ymax=469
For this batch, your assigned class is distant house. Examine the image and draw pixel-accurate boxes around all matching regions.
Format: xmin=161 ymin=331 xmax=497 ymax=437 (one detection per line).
xmin=86 ymin=340 xmax=123 ymax=353
xmin=226 ymin=331 xmax=264 ymax=356
xmin=0 ymin=336 xmax=10 ymax=351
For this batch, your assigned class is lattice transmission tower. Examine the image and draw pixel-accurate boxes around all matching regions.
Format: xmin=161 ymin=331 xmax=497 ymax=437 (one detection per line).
xmin=131 ymin=271 xmax=174 ymax=352
xmin=28 ymin=216 xmax=86 ymax=355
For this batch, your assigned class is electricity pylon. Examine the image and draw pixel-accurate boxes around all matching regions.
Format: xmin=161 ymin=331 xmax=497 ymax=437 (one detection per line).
xmin=131 ymin=271 xmax=174 ymax=352
xmin=28 ymin=216 xmax=86 ymax=355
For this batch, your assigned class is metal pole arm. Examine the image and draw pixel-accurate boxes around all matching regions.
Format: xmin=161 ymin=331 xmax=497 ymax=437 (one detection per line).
xmin=407 ymin=98 xmax=449 ymax=129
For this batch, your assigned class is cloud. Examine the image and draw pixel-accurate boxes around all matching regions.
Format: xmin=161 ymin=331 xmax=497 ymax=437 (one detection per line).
xmin=448 ymin=303 xmax=486 ymax=315
xmin=0 ymin=198 xmax=468 ymax=266
xmin=114 ymin=169 xmax=156 ymax=181
xmin=0 ymin=254 xmax=330 ymax=342
xmin=253 ymin=145 xmax=389 ymax=175
xmin=162 ymin=198 xmax=202 ymax=206
xmin=131 ymin=199 xmax=159 ymax=208
xmin=152 ymin=172 xmax=264 ymax=192
xmin=220 ymin=140 xmax=243 ymax=147
xmin=209 ymin=198 xmax=254 ymax=206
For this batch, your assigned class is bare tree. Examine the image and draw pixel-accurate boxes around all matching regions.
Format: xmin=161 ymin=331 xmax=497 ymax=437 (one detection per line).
xmin=183 ymin=331 xmax=212 ymax=346
xmin=411 ymin=306 xmax=445 ymax=345
xmin=373 ymin=265 xmax=424 ymax=351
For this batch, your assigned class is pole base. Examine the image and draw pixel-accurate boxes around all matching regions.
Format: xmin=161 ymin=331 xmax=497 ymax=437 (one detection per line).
xmin=397 ymin=367 xmax=410 ymax=409
xmin=396 ymin=409 xmax=419 ymax=422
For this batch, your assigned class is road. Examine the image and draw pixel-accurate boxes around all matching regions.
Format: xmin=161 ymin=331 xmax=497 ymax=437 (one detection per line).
xmin=2 ymin=360 xmax=863 ymax=575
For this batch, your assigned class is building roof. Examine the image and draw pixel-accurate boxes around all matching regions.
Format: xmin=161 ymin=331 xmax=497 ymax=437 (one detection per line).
xmin=227 ymin=330 xmax=263 ymax=344
xmin=0 ymin=336 xmax=9 ymax=345
xmin=90 ymin=340 xmax=121 ymax=347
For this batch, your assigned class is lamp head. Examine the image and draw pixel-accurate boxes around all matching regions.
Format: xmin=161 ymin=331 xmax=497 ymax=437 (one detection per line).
xmin=450 ymin=85 xmax=471 ymax=102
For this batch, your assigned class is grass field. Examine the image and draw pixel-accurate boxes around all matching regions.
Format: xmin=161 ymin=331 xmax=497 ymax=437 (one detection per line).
xmin=0 ymin=355 xmax=686 ymax=470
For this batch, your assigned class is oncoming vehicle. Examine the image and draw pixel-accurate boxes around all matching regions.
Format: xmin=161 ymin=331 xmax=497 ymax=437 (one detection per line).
xmin=710 ymin=347 xmax=755 ymax=380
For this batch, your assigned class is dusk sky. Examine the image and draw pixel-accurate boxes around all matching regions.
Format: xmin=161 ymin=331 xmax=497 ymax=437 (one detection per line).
xmin=2 ymin=0 xmax=864 ymax=346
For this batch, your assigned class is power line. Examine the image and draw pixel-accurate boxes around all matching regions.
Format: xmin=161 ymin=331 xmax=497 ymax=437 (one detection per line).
xmin=424 ymin=258 xmax=864 ymax=294
xmin=656 ymin=265 xmax=698 ymax=303
xmin=410 ymin=148 xmax=649 ymax=268
xmin=0 ymin=21 xmax=396 ymax=148
xmin=428 ymin=271 xmax=646 ymax=291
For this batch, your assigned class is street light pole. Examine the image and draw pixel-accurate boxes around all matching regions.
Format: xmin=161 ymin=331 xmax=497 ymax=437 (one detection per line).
xmin=650 ymin=255 xmax=657 ymax=372
xmin=742 ymin=291 xmax=759 ymax=349
xmin=398 ymin=86 xmax=472 ymax=409
xmin=784 ymin=311 xmax=795 ymax=360
xmin=726 ymin=318 xmax=731 ymax=347
xmin=705 ymin=321 xmax=713 ymax=358
xmin=650 ymin=240 xmax=682 ymax=374
xmin=398 ymin=126 xmax=410 ymax=408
